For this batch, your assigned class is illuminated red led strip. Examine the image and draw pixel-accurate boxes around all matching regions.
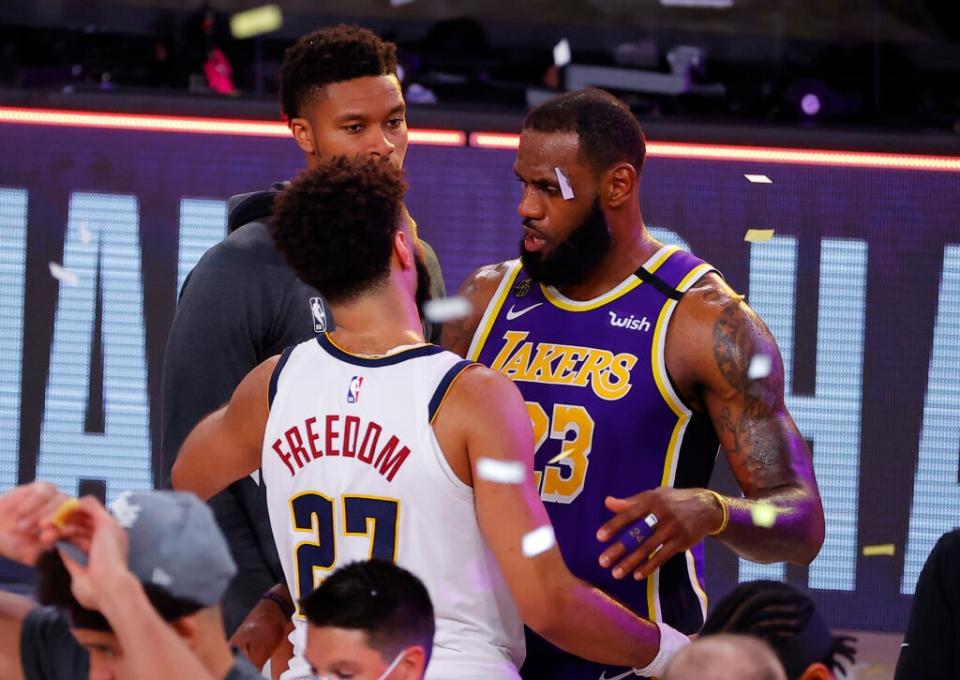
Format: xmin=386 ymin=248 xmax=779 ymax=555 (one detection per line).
xmin=470 ymin=132 xmax=960 ymax=172
xmin=0 ymin=107 xmax=465 ymax=146
xmin=3 ymin=108 xmax=957 ymax=170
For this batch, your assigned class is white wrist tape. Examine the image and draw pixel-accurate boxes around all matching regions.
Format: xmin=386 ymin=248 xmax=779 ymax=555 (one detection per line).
xmin=633 ymin=621 xmax=691 ymax=677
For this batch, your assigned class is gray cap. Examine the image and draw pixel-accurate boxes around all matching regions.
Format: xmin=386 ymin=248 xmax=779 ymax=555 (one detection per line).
xmin=108 ymin=490 xmax=237 ymax=607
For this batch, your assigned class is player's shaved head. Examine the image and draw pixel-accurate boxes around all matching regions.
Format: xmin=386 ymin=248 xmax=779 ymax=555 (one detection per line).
xmin=664 ymin=634 xmax=787 ymax=680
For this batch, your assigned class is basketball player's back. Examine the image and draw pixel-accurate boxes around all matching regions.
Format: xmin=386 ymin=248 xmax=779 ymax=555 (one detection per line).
xmin=262 ymin=334 xmax=524 ymax=679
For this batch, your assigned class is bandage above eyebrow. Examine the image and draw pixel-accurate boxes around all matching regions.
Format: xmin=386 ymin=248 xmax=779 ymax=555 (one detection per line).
xmin=555 ymin=167 xmax=575 ymax=200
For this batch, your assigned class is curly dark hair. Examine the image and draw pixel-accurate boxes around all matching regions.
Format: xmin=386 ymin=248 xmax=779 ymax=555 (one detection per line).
xmin=280 ymin=24 xmax=398 ymax=122
xmin=523 ymin=88 xmax=647 ymax=176
xmin=271 ymin=156 xmax=408 ymax=304
xmin=301 ymin=559 xmax=434 ymax=665
xmin=34 ymin=550 xmax=204 ymax=632
xmin=701 ymin=580 xmax=857 ymax=679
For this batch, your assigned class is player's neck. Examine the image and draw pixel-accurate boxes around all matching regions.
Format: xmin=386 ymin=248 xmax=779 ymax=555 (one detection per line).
xmin=556 ymin=222 xmax=661 ymax=301
xmin=328 ymin=281 xmax=425 ymax=356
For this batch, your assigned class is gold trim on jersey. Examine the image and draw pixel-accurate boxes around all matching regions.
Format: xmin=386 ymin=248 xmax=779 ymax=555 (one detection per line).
xmin=466 ymin=260 xmax=523 ymax=361
xmin=428 ymin=363 xmax=479 ymax=425
xmin=646 ymin=261 xmax=716 ymax=624
xmin=341 ymin=494 xmax=402 ymax=563
xmin=289 ymin=490 xmax=337 ymax=620
xmin=540 ymin=245 xmax=679 ymax=312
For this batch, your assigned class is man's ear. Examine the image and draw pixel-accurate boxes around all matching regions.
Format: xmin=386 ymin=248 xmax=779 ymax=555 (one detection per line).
xmin=290 ymin=118 xmax=315 ymax=156
xmin=604 ymin=163 xmax=638 ymax=209
xmin=799 ymin=662 xmax=834 ymax=680
xmin=169 ymin=615 xmax=200 ymax=650
xmin=399 ymin=645 xmax=428 ymax=679
xmin=393 ymin=230 xmax=415 ymax=270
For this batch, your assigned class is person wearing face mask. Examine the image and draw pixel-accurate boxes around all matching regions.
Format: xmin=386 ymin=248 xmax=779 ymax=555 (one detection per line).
xmin=299 ymin=560 xmax=434 ymax=680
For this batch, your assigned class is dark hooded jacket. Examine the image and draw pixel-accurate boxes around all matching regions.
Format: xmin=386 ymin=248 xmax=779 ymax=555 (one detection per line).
xmin=159 ymin=184 xmax=445 ymax=632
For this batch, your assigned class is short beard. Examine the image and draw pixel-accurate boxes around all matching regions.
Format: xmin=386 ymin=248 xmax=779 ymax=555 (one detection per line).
xmin=520 ymin=197 xmax=612 ymax=288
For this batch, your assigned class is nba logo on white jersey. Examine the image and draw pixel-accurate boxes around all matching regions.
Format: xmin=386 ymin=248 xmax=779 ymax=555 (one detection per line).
xmin=346 ymin=376 xmax=364 ymax=403
xmin=310 ymin=297 xmax=327 ymax=333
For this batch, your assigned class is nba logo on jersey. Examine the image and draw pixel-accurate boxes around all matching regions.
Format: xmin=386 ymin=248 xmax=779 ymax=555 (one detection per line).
xmin=310 ymin=297 xmax=327 ymax=333
xmin=346 ymin=376 xmax=364 ymax=404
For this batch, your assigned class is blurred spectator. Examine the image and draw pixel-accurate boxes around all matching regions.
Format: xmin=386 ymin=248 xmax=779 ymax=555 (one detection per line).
xmin=300 ymin=560 xmax=434 ymax=680
xmin=700 ymin=580 xmax=856 ymax=680
xmin=664 ymin=633 xmax=786 ymax=680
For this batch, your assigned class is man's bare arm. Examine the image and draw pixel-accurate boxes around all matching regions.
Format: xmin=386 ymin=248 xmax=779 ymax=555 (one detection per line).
xmin=439 ymin=263 xmax=508 ymax=357
xmin=171 ymin=356 xmax=277 ymax=501
xmin=597 ymin=274 xmax=824 ymax=579
xmin=433 ymin=366 xmax=666 ymax=669
xmin=0 ymin=591 xmax=32 ymax=680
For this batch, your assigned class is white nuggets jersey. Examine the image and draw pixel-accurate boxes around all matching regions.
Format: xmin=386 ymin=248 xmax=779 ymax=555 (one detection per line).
xmin=262 ymin=334 xmax=525 ymax=680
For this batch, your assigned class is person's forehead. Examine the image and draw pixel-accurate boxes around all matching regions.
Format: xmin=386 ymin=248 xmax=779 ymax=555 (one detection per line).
xmin=71 ymin=628 xmax=119 ymax=648
xmin=308 ymin=75 xmax=404 ymax=119
xmin=515 ymin=130 xmax=585 ymax=177
xmin=307 ymin=625 xmax=378 ymax=654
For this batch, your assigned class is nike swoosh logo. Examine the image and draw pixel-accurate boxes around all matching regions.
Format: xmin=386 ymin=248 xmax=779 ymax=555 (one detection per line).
xmin=505 ymin=303 xmax=543 ymax=320
xmin=598 ymin=670 xmax=639 ymax=680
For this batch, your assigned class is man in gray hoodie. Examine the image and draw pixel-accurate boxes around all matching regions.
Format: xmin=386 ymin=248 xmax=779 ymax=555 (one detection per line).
xmin=159 ymin=24 xmax=445 ymax=657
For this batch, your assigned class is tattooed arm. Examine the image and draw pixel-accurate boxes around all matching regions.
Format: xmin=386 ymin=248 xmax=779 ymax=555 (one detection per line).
xmin=597 ymin=274 xmax=823 ymax=579
xmin=440 ymin=262 xmax=510 ymax=357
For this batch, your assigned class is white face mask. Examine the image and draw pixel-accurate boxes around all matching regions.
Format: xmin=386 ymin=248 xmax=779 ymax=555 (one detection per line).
xmin=313 ymin=648 xmax=407 ymax=680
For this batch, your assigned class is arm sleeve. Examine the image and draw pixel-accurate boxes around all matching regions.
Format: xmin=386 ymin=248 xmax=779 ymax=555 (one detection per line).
xmin=20 ymin=607 xmax=88 ymax=680
xmin=895 ymin=530 xmax=960 ymax=680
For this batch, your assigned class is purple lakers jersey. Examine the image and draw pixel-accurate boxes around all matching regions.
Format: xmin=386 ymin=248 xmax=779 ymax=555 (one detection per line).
xmin=469 ymin=245 xmax=722 ymax=678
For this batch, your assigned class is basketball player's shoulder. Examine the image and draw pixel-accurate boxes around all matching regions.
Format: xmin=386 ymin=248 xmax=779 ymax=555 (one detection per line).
xmin=437 ymin=361 xmax=523 ymax=422
xmin=442 ymin=260 xmax=518 ymax=357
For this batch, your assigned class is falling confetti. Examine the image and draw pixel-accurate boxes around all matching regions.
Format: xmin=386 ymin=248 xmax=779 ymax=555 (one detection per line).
xmin=750 ymin=502 xmax=777 ymax=528
xmin=555 ymin=167 xmax=575 ymax=200
xmin=744 ymin=174 xmax=773 ymax=184
xmin=522 ymin=525 xmax=556 ymax=557
xmin=50 ymin=497 xmax=80 ymax=528
xmin=229 ymin=4 xmax=283 ymax=39
xmin=553 ymin=39 xmax=572 ymax=68
xmin=49 ymin=262 xmax=78 ymax=287
xmin=476 ymin=458 xmax=525 ymax=485
xmin=423 ymin=296 xmax=472 ymax=323
xmin=862 ymin=544 xmax=895 ymax=557
xmin=747 ymin=354 xmax=772 ymax=379
xmin=79 ymin=222 xmax=92 ymax=245
xmin=744 ymin=229 xmax=775 ymax=243
xmin=547 ymin=447 xmax=574 ymax=465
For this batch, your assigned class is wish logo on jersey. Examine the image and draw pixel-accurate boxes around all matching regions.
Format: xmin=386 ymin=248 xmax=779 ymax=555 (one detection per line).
xmin=347 ymin=376 xmax=364 ymax=404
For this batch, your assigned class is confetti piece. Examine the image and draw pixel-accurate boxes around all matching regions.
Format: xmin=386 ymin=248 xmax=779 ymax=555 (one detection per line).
xmin=744 ymin=229 xmax=775 ymax=243
xmin=78 ymin=222 xmax=92 ymax=245
xmin=744 ymin=174 xmax=772 ymax=183
xmin=555 ymin=167 xmax=575 ymax=200
xmin=862 ymin=544 xmax=895 ymax=557
xmin=49 ymin=262 xmax=78 ymax=286
xmin=547 ymin=447 xmax=574 ymax=465
xmin=55 ymin=540 xmax=89 ymax=567
xmin=750 ymin=502 xmax=777 ymax=528
xmin=476 ymin=458 xmax=525 ymax=485
xmin=553 ymin=38 xmax=571 ymax=68
xmin=747 ymin=354 xmax=772 ymax=379
xmin=423 ymin=296 xmax=472 ymax=323
xmin=522 ymin=525 xmax=556 ymax=557
xmin=230 ymin=4 xmax=282 ymax=39
xmin=50 ymin=497 xmax=80 ymax=528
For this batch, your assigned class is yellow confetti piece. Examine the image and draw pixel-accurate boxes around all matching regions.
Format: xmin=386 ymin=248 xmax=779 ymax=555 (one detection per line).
xmin=862 ymin=544 xmax=895 ymax=557
xmin=744 ymin=229 xmax=775 ymax=243
xmin=230 ymin=4 xmax=282 ymax=40
xmin=50 ymin=498 xmax=80 ymax=528
xmin=547 ymin=447 xmax=575 ymax=465
xmin=750 ymin=502 xmax=777 ymax=528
